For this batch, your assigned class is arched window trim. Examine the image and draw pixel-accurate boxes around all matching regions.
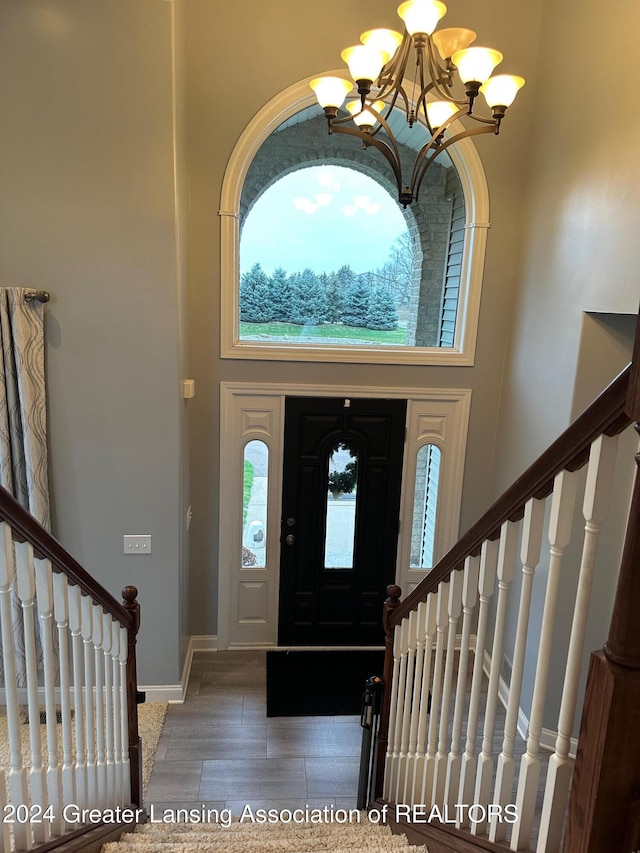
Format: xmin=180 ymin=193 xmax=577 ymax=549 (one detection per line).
xmin=220 ymin=72 xmax=490 ymax=366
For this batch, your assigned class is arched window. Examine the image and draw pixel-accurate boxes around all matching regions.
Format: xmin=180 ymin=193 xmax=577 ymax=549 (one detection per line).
xmin=221 ymin=77 xmax=489 ymax=366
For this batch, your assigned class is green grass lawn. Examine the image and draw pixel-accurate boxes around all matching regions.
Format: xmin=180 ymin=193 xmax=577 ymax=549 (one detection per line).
xmin=240 ymin=321 xmax=407 ymax=345
xmin=242 ymin=460 xmax=254 ymax=527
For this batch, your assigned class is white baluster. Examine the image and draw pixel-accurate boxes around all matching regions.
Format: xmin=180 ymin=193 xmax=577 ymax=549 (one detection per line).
xmin=421 ymin=582 xmax=450 ymax=805
xmin=383 ymin=623 xmax=402 ymax=801
xmin=538 ymin=434 xmax=619 ymax=852
xmin=53 ymin=573 xmax=76 ymax=827
xmin=509 ymin=470 xmax=578 ymax=850
xmin=111 ymin=620 xmax=123 ymax=806
xmin=473 ymin=518 xmax=524 ymax=838
xmin=457 ymin=538 xmax=499 ymax=828
xmin=492 ymin=501 xmax=546 ymax=842
xmin=403 ymin=601 xmax=426 ymax=804
xmin=16 ymin=541 xmax=48 ymax=844
xmin=34 ymin=558 xmax=62 ymax=838
xmin=68 ymin=583 xmax=87 ymax=811
xmin=81 ymin=595 xmax=97 ymax=808
xmin=387 ymin=618 xmax=410 ymax=800
xmin=0 ymin=768 xmax=10 ymax=853
xmin=396 ymin=609 xmax=417 ymax=803
xmin=119 ymin=625 xmax=131 ymax=804
xmin=411 ymin=595 xmax=437 ymax=803
xmin=445 ymin=555 xmax=480 ymax=809
xmin=0 ymin=523 xmax=31 ymax=851
xmin=93 ymin=604 xmax=107 ymax=808
xmin=103 ymin=611 xmax=116 ymax=806
xmin=433 ymin=569 xmax=464 ymax=807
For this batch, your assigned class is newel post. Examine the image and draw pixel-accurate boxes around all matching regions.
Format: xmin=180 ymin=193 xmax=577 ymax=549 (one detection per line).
xmin=122 ymin=585 xmax=143 ymax=808
xmin=374 ymin=584 xmax=401 ymax=801
xmin=564 ymin=310 xmax=640 ymax=852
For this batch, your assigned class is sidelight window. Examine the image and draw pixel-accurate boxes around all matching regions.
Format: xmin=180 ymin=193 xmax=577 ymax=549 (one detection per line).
xmin=242 ymin=440 xmax=268 ymax=568
xmin=410 ymin=444 xmax=441 ymax=570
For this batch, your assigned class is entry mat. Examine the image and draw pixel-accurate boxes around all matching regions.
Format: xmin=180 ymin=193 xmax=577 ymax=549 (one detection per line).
xmin=266 ymin=649 xmax=384 ymax=717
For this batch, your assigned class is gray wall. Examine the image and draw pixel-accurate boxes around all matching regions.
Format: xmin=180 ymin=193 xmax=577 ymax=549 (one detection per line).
xmin=183 ymin=0 xmax=545 ymax=638
xmin=3 ymin=0 xmax=636 ymax=690
xmin=493 ymin=0 xmax=640 ymax=490
xmin=0 ymin=0 xmax=187 ymax=685
xmin=492 ymin=0 xmax=639 ymax=731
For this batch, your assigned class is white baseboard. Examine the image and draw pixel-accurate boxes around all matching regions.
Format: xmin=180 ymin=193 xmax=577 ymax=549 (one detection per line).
xmin=189 ymin=635 xmax=219 ymax=652
xmin=175 ymin=634 xmax=219 ymax=702
xmin=139 ymin=684 xmax=184 ymax=703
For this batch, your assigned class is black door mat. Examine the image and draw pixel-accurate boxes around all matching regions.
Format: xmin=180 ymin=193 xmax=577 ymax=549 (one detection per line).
xmin=266 ymin=649 xmax=384 ymax=717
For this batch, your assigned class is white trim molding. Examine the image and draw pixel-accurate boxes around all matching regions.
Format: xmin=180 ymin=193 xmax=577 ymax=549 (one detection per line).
xmin=219 ymin=72 xmax=490 ymax=367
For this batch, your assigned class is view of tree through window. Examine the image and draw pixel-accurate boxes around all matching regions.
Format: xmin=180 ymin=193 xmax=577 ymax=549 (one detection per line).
xmin=240 ymin=166 xmax=414 ymax=347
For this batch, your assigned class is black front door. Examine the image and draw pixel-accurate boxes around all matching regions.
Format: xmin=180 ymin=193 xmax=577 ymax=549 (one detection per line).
xmin=278 ymin=396 xmax=406 ymax=646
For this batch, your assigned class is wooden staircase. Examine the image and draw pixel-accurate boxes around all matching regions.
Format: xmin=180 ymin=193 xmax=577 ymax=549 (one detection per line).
xmin=2 ymin=310 xmax=639 ymax=852
xmin=374 ymin=310 xmax=640 ymax=853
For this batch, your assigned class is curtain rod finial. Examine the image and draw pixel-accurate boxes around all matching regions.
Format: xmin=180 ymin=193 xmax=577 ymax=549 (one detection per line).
xmin=24 ymin=290 xmax=50 ymax=304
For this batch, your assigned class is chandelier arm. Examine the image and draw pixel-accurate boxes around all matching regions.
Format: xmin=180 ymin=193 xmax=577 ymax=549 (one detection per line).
xmin=412 ymin=123 xmax=497 ymax=201
xmin=409 ymin=106 xmax=469 ymax=188
xmin=384 ymin=33 xmax=412 ymax=83
xmin=416 ymin=49 xmax=431 ymax=128
xmin=424 ymin=38 xmax=457 ymax=103
xmin=367 ymin=85 xmax=411 ymax=141
xmin=329 ymin=125 xmax=404 ymax=198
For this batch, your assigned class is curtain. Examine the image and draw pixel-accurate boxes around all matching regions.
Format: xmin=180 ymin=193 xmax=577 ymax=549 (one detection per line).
xmin=0 ymin=287 xmax=50 ymax=685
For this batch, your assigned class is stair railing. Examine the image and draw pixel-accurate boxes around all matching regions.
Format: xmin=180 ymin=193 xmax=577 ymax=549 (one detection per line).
xmin=376 ymin=315 xmax=640 ymax=852
xmin=0 ymin=485 xmax=142 ymax=852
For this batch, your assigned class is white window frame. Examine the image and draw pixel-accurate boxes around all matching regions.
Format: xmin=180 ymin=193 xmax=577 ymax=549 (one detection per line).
xmin=219 ymin=73 xmax=490 ymax=367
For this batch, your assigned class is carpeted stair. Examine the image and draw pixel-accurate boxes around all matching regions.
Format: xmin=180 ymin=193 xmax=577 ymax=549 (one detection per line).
xmin=102 ymin=819 xmax=428 ymax=852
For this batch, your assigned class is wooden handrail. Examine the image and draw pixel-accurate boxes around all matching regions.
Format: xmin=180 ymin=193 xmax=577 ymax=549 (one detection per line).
xmin=0 ymin=483 xmax=132 ymax=628
xmin=0 ymin=480 xmax=145 ymax=831
xmin=391 ymin=363 xmax=632 ymax=627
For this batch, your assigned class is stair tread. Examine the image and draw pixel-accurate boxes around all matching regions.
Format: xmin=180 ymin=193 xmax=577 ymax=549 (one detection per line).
xmin=101 ymin=819 xmax=428 ymax=852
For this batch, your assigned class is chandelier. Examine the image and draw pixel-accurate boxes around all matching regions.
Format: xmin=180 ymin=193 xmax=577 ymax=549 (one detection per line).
xmin=310 ymin=0 xmax=524 ymax=207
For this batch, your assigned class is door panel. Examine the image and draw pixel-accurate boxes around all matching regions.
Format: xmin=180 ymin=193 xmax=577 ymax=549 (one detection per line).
xmin=278 ymin=397 xmax=406 ymax=646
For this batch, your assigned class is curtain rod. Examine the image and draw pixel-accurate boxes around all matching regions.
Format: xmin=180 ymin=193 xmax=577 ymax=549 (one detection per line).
xmin=23 ymin=290 xmax=50 ymax=304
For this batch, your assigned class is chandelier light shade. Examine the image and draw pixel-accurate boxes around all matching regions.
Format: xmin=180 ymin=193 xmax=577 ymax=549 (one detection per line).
xmin=310 ymin=0 xmax=525 ymax=206
xmin=346 ymin=99 xmax=387 ymax=128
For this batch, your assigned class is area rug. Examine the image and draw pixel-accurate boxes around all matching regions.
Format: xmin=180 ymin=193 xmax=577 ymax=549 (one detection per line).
xmin=266 ymin=649 xmax=384 ymax=716
xmin=103 ymin=818 xmax=428 ymax=852
xmin=0 ymin=701 xmax=167 ymax=797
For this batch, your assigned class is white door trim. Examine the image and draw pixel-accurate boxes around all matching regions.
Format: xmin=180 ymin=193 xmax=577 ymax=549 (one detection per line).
xmin=218 ymin=381 xmax=471 ymax=650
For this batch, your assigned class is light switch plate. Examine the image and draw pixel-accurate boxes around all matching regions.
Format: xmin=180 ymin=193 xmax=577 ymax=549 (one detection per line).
xmin=123 ymin=535 xmax=151 ymax=554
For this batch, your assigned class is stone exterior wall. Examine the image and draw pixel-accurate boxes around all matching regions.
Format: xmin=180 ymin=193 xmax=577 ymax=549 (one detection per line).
xmin=241 ymin=115 xmax=454 ymax=347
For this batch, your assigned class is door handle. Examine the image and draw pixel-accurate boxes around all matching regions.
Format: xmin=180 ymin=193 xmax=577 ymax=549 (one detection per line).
xmin=285 ymin=534 xmax=295 ymax=545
